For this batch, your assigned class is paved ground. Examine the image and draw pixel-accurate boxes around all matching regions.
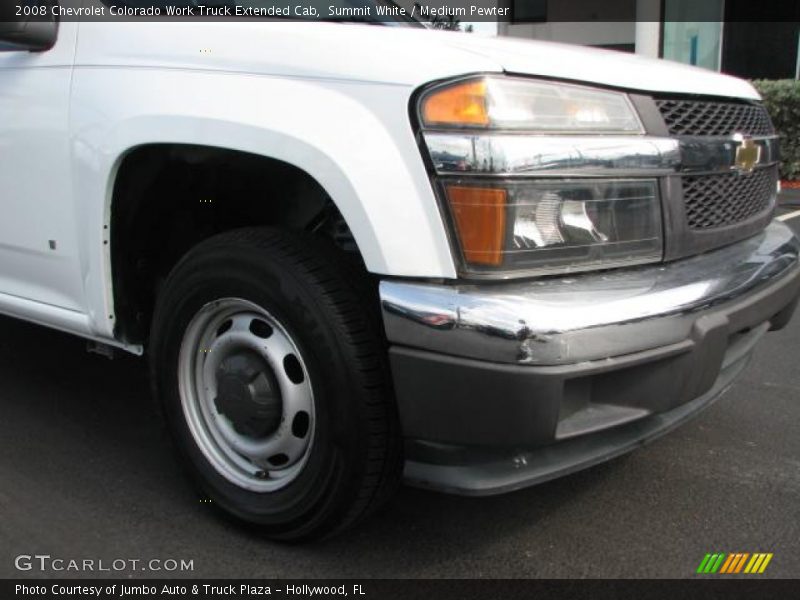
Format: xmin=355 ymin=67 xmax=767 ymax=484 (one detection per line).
xmin=1 ymin=212 xmax=799 ymax=580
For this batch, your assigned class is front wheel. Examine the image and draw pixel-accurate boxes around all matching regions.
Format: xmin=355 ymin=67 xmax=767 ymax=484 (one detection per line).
xmin=150 ymin=228 xmax=402 ymax=541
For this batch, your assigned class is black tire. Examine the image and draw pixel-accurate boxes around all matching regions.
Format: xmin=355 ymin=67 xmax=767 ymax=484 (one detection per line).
xmin=150 ymin=227 xmax=402 ymax=541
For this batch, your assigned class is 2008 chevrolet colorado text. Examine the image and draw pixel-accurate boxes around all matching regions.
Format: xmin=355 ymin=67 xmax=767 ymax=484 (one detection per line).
xmin=1 ymin=2 xmax=798 ymax=541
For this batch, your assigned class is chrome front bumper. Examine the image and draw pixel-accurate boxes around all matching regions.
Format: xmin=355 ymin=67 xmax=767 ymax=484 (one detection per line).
xmin=381 ymin=220 xmax=800 ymax=366
xmin=380 ymin=220 xmax=800 ymax=495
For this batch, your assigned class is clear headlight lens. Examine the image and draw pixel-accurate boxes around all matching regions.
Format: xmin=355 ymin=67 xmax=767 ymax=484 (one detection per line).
xmin=418 ymin=76 xmax=659 ymax=276
xmin=445 ymin=180 xmax=663 ymax=275
xmin=421 ymin=77 xmax=644 ymax=134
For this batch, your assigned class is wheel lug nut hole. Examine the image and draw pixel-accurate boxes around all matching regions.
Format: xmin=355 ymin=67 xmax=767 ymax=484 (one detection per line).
xmin=249 ymin=319 xmax=273 ymax=339
xmin=216 ymin=319 xmax=233 ymax=336
xmin=268 ymin=454 xmax=289 ymax=467
xmin=292 ymin=411 xmax=310 ymax=438
xmin=283 ymin=354 xmax=304 ymax=384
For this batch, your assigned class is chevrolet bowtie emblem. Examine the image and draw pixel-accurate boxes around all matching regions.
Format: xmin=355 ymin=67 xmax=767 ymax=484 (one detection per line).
xmin=733 ymin=135 xmax=761 ymax=174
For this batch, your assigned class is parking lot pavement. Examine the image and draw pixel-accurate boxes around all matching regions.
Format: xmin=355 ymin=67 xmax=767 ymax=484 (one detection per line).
xmin=0 ymin=215 xmax=799 ymax=580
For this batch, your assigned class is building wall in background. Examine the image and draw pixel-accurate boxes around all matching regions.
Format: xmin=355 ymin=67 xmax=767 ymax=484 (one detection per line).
xmin=498 ymin=0 xmax=639 ymax=51
xmin=498 ymin=21 xmax=636 ymax=50
xmin=494 ymin=0 xmax=798 ymax=80
xmin=661 ymin=0 xmax=724 ymax=70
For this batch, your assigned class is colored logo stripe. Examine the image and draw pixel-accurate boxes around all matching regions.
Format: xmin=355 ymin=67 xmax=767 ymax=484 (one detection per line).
xmin=719 ymin=554 xmax=736 ymax=573
xmin=745 ymin=553 xmax=773 ymax=574
xmin=720 ymin=553 xmax=749 ymax=573
xmin=697 ymin=553 xmax=726 ymax=574
xmin=697 ymin=553 xmax=773 ymax=574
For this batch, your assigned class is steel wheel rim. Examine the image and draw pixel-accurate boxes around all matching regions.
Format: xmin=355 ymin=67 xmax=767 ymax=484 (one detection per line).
xmin=178 ymin=298 xmax=315 ymax=492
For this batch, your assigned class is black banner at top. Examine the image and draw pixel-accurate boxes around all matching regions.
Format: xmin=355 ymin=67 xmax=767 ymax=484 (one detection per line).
xmin=2 ymin=0 xmax=800 ymax=23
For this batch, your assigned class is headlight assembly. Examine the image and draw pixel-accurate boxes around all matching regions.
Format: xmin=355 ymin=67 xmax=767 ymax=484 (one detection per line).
xmin=444 ymin=179 xmax=662 ymax=274
xmin=415 ymin=76 xmax=669 ymax=277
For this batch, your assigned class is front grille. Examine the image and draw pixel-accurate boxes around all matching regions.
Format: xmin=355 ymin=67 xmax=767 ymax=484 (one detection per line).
xmin=656 ymin=98 xmax=774 ymax=137
xmin=683 ymin=167 xmax=778 ymax=230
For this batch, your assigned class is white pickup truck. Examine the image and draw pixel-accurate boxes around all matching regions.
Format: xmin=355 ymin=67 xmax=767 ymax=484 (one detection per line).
xmin=2 ymin=2 xmax=799 ymax=541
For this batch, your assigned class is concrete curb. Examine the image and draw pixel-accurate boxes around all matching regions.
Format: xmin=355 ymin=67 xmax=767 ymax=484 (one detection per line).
xmin=779 ymin=188 xmax=800 ymax=207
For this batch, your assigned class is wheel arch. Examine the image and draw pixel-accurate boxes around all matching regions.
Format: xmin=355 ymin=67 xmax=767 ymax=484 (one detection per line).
xmin=70 ymin=75 xmax=454 ymax=345
xmin=104 ymin=130 xmax=380 ymax=345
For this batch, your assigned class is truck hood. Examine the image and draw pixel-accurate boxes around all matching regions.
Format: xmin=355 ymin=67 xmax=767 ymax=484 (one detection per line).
xmin=310 ymin=23 xmax=759 ymax=100
xmin=77 ymin=22 xmax=759 ymax=101
xmin=441 ymin=33 xmax=760 ymax=100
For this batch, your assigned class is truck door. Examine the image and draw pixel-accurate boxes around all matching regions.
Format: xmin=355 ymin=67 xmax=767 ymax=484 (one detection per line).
xmin=0 ymin=20 xmax=85 ymax=312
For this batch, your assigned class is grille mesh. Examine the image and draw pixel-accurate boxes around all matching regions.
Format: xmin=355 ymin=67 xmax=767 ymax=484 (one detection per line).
xmin=683 ymin=167 xmax=777 ymax=230
xmin=656 ymin=99 xmax=774 ymax=136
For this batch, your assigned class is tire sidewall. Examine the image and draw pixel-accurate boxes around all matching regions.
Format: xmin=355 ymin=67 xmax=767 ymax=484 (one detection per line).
xmin=152 ymin=243 xmax=370 ymax=538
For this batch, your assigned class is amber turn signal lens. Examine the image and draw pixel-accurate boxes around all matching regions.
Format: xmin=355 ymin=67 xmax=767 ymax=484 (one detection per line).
xmin=446 ymin=186 xmax=507 ymax=266
xmin=421 ymin=80 xmax=490 ymax=127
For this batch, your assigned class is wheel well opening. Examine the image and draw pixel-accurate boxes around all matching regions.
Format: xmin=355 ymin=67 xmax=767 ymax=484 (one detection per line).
xmin=110 ymin=144 xmax=358 ymax=345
